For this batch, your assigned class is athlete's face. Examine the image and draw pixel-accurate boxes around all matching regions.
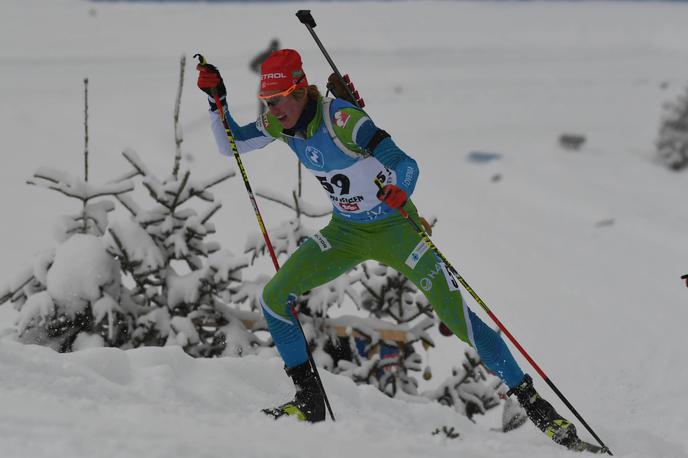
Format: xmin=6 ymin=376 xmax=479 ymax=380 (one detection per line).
xmin=265 ymin=92 xmax=307 ymax=129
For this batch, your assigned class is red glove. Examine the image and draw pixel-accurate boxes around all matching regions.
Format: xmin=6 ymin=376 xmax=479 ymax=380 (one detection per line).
xmin=196 ymin=63 xmax=226 ymax=98
xmin=377 ymin=184 xmax=407 ymax=209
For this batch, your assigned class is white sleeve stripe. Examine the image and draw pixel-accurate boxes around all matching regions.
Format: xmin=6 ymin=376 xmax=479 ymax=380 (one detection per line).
xmin=210 ymin=111 xmax=232 ymax=156
xmin=464 ymin=296 xmax=476 ymax=349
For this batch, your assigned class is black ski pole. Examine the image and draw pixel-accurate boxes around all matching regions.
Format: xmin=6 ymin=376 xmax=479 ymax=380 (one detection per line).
xmin=296 ymin=10 xmax=362 ymax=109
xmin=194 ymin=53 xmax=335 ymax=422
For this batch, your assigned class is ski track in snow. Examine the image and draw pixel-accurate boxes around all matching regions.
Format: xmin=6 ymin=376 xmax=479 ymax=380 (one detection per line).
xmin=2 ymin=1 xmax=688 ymax=457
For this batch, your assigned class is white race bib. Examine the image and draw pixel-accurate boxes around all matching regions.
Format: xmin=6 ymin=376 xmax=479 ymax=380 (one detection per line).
xmin=311 ymin=157 xmax=395 ymax=214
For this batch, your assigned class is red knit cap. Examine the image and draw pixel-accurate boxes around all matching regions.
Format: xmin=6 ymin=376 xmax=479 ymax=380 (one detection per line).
xmin=260 ymin=49 xmax=308 ymax=93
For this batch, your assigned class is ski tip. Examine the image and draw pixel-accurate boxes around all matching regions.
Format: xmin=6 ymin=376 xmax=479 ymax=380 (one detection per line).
xmin=571 ymin=439 xmax=611 ymax=455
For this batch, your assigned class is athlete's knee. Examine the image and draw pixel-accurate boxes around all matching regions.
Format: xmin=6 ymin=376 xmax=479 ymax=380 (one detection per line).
xmin=431 ymin=295 xmax=470 ymax=343
xmin=261 ymin=276 xmax=293 ymax=319
xmin=441 ymin=317 xmax=470 ymax=343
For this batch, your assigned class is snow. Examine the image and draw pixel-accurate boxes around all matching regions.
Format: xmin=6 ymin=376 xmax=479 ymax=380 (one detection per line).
xmin=14 ymin=291 xmax=55 ymax=337
xmin=166 ymin=268 xmax=207 ymax=309
xmin=106 ymin=218 xmax=166 ymax=275
xmin=29 ymin=166 xmax=133 ymax=200
xmin=1 ymin=0 xmax=688 ymax=457
xmin=46 ymin=233 xmax=121 ymax=315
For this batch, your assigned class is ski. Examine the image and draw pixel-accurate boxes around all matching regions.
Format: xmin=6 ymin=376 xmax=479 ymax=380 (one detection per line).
xmin=261 ymin=407 xmax=295 ymax=421
xmin=567 ymin=437 xmax=610 ymax=454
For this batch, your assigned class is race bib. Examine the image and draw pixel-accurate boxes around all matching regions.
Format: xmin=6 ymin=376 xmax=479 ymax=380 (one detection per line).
xmin=312 ymin=157 xmax=395 ymax=214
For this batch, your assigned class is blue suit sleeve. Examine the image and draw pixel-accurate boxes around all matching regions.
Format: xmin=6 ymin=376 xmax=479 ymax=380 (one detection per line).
xmin=353 ymin=119 xmax=419 ymax=195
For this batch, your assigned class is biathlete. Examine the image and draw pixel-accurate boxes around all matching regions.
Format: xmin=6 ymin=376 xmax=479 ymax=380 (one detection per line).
xmin=197 ymin=49 xmax=580 ymax=448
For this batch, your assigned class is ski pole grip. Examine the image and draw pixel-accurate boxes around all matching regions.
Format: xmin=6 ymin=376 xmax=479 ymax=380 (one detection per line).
xmin=193 ymin=53 xmax=223 ymax=115
xmin=296 ymin=10 xmax=317 ymax=28
xmin=374 ymin=179 xmax=410 ymax=218
xmin=193 ymin=53 xmax=207 ymax=65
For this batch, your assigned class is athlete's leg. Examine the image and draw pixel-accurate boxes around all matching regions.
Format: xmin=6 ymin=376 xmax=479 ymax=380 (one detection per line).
xmin=370 ymin=213 xmax=582 ymax=446
xmin=371 ymin=212 xmax=524 ymax=389
xmin=261 ymin=219 xmax=365 ymax=368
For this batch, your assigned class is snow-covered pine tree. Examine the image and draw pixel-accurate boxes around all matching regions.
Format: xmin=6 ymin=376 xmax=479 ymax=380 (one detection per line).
xmin=423 ymin=347 xmax=503 ymax=419
xmin=657 ymin=84 xmax=688 ymax=171
xmin=106 ymin=148 xmax=258 ymax=357
xmin=0 ymin=166 xmax=134 ymax=352
xmin=423 ymin=346 xmax=527 ymax=432
xmin=335 ymin=261 xmax=435 ymax=397
xmin=0 ymin=58 xmax=265 ymax=357
xmin=0 ymin=149 xmax=258 ymax=355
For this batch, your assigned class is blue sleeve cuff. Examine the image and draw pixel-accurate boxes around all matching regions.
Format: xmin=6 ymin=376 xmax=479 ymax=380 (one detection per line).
xmin=372 ymin=137 xmax=419 ymax=195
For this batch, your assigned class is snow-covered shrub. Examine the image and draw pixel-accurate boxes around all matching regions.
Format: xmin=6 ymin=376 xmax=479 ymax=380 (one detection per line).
xmin=331 ymin=262 xmax=435 ymax=397
xmin=106 ymin=150 xmax=270 ymax=358
xmin=0 ymin=148 xmax=265 ymax=356
xmin=423 ymin=348 xmax=503 ymax=419
xmin=657 ymin=84 xmax=688 ymax=171
xmin=423 ymin=347 xmax=526 ymax=432
xmin=0 ymin=167 xmax=134 ymax=351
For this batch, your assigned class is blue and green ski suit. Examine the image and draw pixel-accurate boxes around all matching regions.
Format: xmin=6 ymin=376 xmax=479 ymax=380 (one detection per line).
xmin=208 ymin=94 xmax=525 ymax=389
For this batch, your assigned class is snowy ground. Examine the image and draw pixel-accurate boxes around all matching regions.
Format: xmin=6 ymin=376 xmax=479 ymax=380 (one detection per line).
xmin=1 ymin=0 xmax=688 ymax=457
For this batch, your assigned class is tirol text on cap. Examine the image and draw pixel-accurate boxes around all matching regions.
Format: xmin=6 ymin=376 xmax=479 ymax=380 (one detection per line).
xmin=260 ymin=49 xmax=308 ymax=93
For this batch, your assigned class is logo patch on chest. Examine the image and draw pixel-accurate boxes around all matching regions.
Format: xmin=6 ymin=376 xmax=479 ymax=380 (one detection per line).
xmin=305 ymin=146 xmax=325 ymax=169
xmin=334 ymin=110 xmax=351 ymax=128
